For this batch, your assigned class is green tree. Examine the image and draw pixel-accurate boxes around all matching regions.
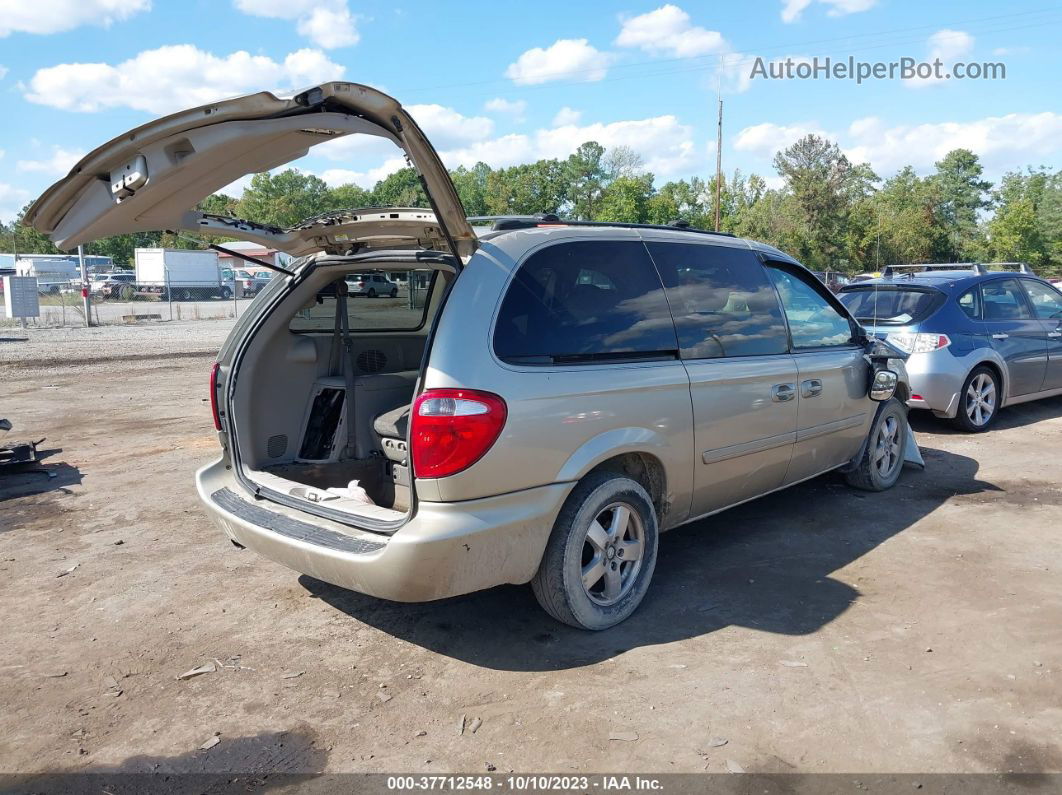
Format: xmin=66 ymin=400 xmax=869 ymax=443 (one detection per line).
xmin=449 ymin=163 xmax=492 ymax=217
xmin=326 ymin=183 xmax=373 ymax=211
xmin=565 ymin=141 xmax=608 ymax=220
xmin=932 ymin=149 xmax=992 ymax=260
xmin=370 ymin=168 xmax=427 ymax=207
xmin=595 ymin=174 xmax=654 ymax=223
xmin=237 ymin=170 xmax=332 ymax=228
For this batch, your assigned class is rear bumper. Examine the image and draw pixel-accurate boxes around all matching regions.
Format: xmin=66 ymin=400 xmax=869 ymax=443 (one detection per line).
xmin=903 ymin=349 xmax=981 ymax=418
xmin=195 ymin=458 xmax=569 ymax=602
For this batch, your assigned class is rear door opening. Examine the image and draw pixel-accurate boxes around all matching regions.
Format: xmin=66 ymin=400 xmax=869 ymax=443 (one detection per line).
xmin=224 ymin=256 xmax=456 ymax=531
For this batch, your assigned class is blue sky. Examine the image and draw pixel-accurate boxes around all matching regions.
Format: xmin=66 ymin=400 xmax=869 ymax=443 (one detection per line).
xmin=1 ymin=0 xmax=1060 ymax=222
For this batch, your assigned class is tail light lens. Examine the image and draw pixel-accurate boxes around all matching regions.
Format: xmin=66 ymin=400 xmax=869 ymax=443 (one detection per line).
xmin=209 ymin=362 xmax=222 ymax=431
xmin=411 ymin=389 xmax=507 ymax=478
xmin=885 ymin=332 xmax=951 ymax=354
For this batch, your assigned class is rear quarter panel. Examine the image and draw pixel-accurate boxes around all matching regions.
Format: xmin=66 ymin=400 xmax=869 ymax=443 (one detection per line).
xmin=418 ymin=234 xmax=695 ymax=527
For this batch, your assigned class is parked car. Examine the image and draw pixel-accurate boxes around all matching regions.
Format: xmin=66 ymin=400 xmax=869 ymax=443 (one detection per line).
xmin=91 ymin=271 xmax=137 ymax=299
xmin=23 ymin=81 xmax=915 ymax=630
xmin=221 ymin=268 xmax=260 ymax=296
xmin=838 ymin=263 xmax=1062 ymax=432
xmin=810 ymin=270 xmax=850 ymax=292
xmin=347 ymin=271 xmax=398 ymax=298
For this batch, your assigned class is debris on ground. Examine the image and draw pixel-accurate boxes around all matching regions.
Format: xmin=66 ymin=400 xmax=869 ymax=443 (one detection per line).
xmin=281 ymin=671 xmax=304 ymax=679
xmin=780 ymin=660 xmax=809 ymax=668
xmin=458 ymin=714 xmax=467 ymax=735
xmin=42 ymin=671 xmax=68 ymax=678
xmin=199 ymin=734 xmax=220 ymax=751
xmin=725 ymin=760 xmax=745 ymax=774
xmin=377 ymin=691 xmax=393 ymax=704
xmin=704 ymin=737 xmax=728 ymax=749
xmin=609 ymin=730 xmax=639 ymax=742
xmin=55 ymin=563 xmax=79 ymax=578
xmin=176 ymin=662 xmax=216 ymax=681
xmin=485 ymin=762 xmax=497 ymax=772
xmin=468 ymin=717 xmax=483 ymax=734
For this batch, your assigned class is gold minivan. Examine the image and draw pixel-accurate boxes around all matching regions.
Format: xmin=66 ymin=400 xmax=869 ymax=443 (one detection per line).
xmin=26 ymin=82 xmax=914 ymax=629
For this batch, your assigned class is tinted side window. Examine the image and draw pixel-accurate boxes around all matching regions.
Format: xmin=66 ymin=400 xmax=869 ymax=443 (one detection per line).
xmin=982 ymin=278 xmax=1033 ymax=321
xmin=958 ymin=287 xmax=981 ymax=320
xmin=646 ymin=242 xmax=788 ymax=358
xmin=494 ymin=241 xmax=678 ymax=363
xmin=1021 ymin=279 xmax=1062 ymax=320
xmin=767 ymin=266 xmax=854 ymax=349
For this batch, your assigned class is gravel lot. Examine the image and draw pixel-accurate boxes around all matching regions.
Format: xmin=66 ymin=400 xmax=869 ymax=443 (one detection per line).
xmin=1 ymin=325 xmax=1060 ymax=778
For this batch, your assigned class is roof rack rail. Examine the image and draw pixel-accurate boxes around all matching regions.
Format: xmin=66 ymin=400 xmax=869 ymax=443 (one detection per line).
xmin=466 ymin=214 xmax=736 ymax=237
xmin=984 ymin=261 xmax=1036 ymax=275
xmin=883 ymin=263 xmax=987 ymax=278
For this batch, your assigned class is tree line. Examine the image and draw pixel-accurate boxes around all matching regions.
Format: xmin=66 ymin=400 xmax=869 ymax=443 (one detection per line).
xmin=5 ymin=134 xmax=1061 ymax=276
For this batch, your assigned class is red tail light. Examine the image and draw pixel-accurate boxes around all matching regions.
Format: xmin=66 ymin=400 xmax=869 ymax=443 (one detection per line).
xmin=209 ymin=362 xmax=222 ymax=431
xmin=410 ymin=389 xmax=507 ymax=478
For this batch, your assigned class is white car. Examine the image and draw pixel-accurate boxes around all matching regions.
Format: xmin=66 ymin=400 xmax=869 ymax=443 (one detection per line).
xmin=346 ymin=272 xmax=398 ymax=298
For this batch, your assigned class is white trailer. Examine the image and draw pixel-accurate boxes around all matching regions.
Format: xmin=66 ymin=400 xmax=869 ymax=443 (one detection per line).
xmin=134 ymin=248 xmax=229 ymax=300
xmin=15 ymin=258 xmax=79 ymax=294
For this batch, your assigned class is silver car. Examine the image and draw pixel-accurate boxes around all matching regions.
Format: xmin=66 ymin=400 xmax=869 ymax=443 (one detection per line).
xmin=25 ymin=82 xmax=913 ymax=629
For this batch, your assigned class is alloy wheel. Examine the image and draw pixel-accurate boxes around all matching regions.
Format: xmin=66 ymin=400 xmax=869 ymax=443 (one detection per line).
xmin=580 ymin=502 xmax=644 ymax=606
xmin=873 ymin=414 xmax=902 ymax=478
xmin=965 ymin=372 xmax=996 ymax=427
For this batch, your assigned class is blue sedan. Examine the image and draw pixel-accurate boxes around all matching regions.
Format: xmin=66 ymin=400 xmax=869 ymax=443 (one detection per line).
xmin=838 ymin=264 xmax=1062 ymax=432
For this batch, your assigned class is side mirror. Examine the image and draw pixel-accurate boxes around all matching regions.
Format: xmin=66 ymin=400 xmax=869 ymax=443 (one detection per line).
xmin=870 ymin=369 xmax=898 ymax=402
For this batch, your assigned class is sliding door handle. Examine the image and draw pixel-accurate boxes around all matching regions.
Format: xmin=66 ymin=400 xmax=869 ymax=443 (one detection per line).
xmin=771 ymin=383 xmax=796 ymax=402
xmin=801 ymin=379 xmax=823 ymax=398
xmin=991 ymin=333 xmax=1009 ymax=340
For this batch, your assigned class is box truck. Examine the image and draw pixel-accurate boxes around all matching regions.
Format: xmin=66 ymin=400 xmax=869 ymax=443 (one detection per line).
xmin=134 ymin=248 xmax=229 ymax=301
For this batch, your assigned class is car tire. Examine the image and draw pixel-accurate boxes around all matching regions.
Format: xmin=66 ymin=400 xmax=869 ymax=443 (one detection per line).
xmin=845 ymin=397 xmax=908 ymax=492
xmin=952 ymin=366 xmax=1000 ymax=433
xmin=390 ymin=287 xmax=398 ymax=298
xmin=368 ymin=288 xmax=377 ymax=298
xmin=220 ymin=286 xmax=232 ymax=300
xmin=531 ymin=471 xmax=658 ymax=630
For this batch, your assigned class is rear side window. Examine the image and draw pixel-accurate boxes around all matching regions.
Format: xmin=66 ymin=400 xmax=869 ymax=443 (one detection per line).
xmin=646 ymin=242 xmax=788 ymax=358
xmin=494 ymin=241 xmax=678 ymax=364
xmin=982 ymin=278 xmax=1033 ymax=321
xmin=958 ymin=287 xmax=981 ymax=320
xmin=838 ymin=287 xmax=944 ymax=326
xmin=289 ymin=269 xmax=435 ymax=332
xmin=767 ymin=266 xmax=854 ymax=349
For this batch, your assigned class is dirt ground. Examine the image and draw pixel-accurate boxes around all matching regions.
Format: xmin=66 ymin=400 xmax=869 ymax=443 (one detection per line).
xmin=1 ymin=332 xmax=1060 ymax=778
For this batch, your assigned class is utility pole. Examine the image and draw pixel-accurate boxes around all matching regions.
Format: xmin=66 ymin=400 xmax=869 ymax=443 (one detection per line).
xmin=714 ymin=96 xmax=723 ymax=232
xmin=78 ymin=244 xmax=92 ymax=327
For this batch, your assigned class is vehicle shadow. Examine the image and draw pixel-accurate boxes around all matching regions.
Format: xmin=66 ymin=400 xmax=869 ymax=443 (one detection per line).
xmin=9 ymin=728 xmax=326 ymax=794
xmin=301 ymin=446 xmax=998 ymax=672
xmin=0 ymin=448 xmax=83 ymax=507
xmin=909 ymin=393 xmax=1062 ymax=435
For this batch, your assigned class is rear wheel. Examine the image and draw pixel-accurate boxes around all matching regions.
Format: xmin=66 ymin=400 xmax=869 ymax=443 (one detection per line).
xmin=845 ymin=398 xmax=908 ymax=492
xmin=220 ymin=286 xmax=232 ymax=300
xmin=390 ymin=287 xmax=398 ymax=298
xmin=532 ymin=471 xmax=658 ymax=630
xmin=952 ymin=366 xmax=999 ymax=432
xmin=368 ymin=287 xmax=377 ymax=298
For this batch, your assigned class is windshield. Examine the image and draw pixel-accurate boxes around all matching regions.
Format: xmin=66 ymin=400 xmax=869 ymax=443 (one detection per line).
xmin=838 ymin=286 xmax=945 ymax=326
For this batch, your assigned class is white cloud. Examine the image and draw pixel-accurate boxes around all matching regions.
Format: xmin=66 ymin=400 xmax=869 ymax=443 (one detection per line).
xmin=615 ymin=5 xmax=728 ymax=58
xmin=0 ymin=0 xmax=149 ymax=37
xmin=505 ymin=39 xmax=611 ymax=85
xmin=234 ymin=0 xmax=359 ymax=49
xmin=439 ymin=115 xmax=698 ymax=180
xmin=733 ymin=112 xmax=1062 ymax=178
xmin=0 ymin=65 xmax=8 ymax=80
xmin=552 ymin=107 xmax=582 ymax=126
xmin=16 ymin=147 xmax=85 ymax=177
xmin=0 ymin=183 xmax=32 ymax=222
xmin=904 ymin=29 xmax=975 ymax=89
xmin=406 ymin=104 xmax=494 ymax=148
xmin=733 ymin=121 xmax=829 ymax=156
xmin=781 ymin=0 xmax=877 ymax=23
xmin=24 ymin=45 xmax=345 ymax=114
xmin=484 ymin=98 xmax=527 ymax=121
xmin=842 ymin=113 xmax=1062 ymax=175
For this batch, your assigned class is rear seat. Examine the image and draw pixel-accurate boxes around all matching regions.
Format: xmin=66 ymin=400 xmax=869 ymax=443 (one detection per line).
xmin=373 ymin=403 xmax=410 ymax=463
